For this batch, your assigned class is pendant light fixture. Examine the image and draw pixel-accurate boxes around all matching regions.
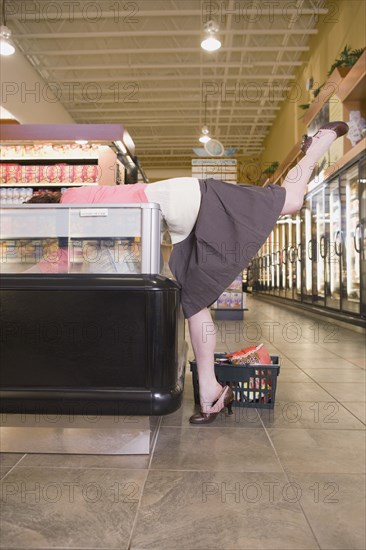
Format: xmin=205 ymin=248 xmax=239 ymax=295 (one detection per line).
xmin=199 ymin=98 xmax=211 ymax=143
xmin=0 ymin=1 xmax=15 ymax=56
xmin=201 ymin=20 xmax=222 ymax=52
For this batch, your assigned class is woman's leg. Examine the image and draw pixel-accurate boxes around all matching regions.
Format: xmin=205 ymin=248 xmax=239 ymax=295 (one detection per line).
xmin=187 ymin=307 xmax=222 ymax=409
xmin=280 ymin=125 xmax=346 ymax=215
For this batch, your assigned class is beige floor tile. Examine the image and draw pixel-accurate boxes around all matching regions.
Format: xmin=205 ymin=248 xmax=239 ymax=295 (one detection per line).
xmin=0 ymin=453 xmax=26 ymax=480
xmin=278 ymin=369 xmax=314 ymax=382
xmin=288 ymin=473 xmax=366 ymax=550
xmin=268 ymin=428 xmax=365 ymax=473
xmin=275 ymin=381 xmax=335 ymax=402
xmin=320 ymin=382 xmax=366 ymax=402
xmin=151 ymin=427 xmax=282 ymax=472
xmin=291 ymin=357 xmax=362 ymax=369
xmin=260 ymin=401 xmax=364 ymax=430
xmin=300 ymin=367 xmax=365 ymax=382
xmin=340 ymin=402 xmax=366 ymax=424
xmin=130 ymin=470 xmax=319 ymax=549
xmin=0 ymin=467 xmax=147 ymax=549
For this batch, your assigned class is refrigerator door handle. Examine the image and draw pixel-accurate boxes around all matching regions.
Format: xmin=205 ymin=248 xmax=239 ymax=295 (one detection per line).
xmin=297 ymin=243 xmax=302 ymax=262
xmin=289 ymin=246 xmax=296 ymax=264
xmin=320 ymin=235 xmax=326 ymax=259
xmin=335 ymin=230 xmax=342 ymax=256
xmin=307 ymin=239 xmax=313 ymax=260
xmin=282 ymin=247 xmax=287 ymax=264
xmin=354 ymin=224 xmax=362 ymax=253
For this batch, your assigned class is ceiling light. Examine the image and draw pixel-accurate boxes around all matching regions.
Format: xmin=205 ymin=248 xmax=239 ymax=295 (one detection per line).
xmin=201 ymin=20 xmax=222 ymax=52
xmin=75 ymin=139 xmax=88 ymax=145
xmin=199 ymin=125 xmax=211 ymax=143
xmin=0 ymin=26 xmax=15 ymax=56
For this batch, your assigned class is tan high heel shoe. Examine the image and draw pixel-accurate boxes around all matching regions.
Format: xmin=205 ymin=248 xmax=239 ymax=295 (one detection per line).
xmin=300 ymin=121 xmax=349 ymax=155
xmin=189 ymin=385 xmax=235 ymax=425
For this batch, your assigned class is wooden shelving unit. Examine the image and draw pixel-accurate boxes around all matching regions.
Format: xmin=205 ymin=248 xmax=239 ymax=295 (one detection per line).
xmin=265 ymin=50 xmax=366 ymax=188
xmin=302 ymin=50 xmax=366 ymax=126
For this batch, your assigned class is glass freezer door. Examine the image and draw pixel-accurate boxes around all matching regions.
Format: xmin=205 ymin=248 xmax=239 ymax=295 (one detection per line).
xmin=284 ymin=216 xmax=294 ymax=299
xmin=340 ymin=163 xmax=360 ymax=314
xmin=325 ymin=178 xmax=341 ymax=310
xmin=311 ymin=188 xmax=326 ymax=307
xmin=301 ymin=202 xmax=312 ymax=303
xmin=279 ymin=222 xmax=287 ymax=297
xmin=359 ymin=157 xmax=366 ymax=318
xmin=294 ymin=214 xmax=302 ymax=301
xmin=273 ymin=224 xmax=280 ymax=296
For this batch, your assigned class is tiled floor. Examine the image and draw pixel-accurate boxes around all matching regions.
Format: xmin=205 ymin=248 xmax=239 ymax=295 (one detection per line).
xmin=1 ymin=296 xmax=365 ymax=549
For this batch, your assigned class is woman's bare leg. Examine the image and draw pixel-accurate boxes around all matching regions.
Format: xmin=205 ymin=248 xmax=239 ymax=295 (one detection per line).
xmin=281 ymin=128 xmax=342 ymax=215
xmin=187 ymin=308 xmax=222 ymax=409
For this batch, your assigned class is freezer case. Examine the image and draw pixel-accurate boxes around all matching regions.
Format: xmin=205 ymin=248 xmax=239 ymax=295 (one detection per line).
xmin=0 ymin=203 xmax=186 ymax=415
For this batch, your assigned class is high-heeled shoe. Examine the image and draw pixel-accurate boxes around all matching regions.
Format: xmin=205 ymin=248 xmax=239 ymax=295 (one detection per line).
xmin=301 ymin=121 xmax=349 ymax=155
xmin=189 ymin=385 xmax=235 ymax=425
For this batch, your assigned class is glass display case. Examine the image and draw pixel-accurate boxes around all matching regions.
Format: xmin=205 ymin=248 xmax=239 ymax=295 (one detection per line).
xmin=0 ymin=203 xmax=161 ymax=275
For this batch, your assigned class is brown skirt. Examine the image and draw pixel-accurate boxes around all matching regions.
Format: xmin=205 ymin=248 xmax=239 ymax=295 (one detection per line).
xmin=169 ymin=178 xmax=286 ymax=318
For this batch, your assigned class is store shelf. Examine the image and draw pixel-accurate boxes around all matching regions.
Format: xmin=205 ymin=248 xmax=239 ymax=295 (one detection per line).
xmin=302 ymin=71 xmax=344 ymax=126
xmin=324 ymin=136 xmax=366 ymax=178
xmin=0 ymin=156 xmax=99 ymax=162
xmin=303 ymin=51 xmax=366 ymax=125
xmin=0 ymin=182 xmax=99 ymax=187
xmin=336 ymin=50 xmax=366 ymax=102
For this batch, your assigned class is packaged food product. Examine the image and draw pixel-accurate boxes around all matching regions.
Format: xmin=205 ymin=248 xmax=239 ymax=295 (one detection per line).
xmin=72 ymin=165 xmax=84 ymax=183
xmin=6 ymin=164 xmax=20 ymax=183
xmin=25 ymin=165 xmax=38 ymax=184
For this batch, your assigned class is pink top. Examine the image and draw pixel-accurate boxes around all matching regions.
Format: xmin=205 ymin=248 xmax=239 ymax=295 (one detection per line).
xmin=61 ymin=184 xmax=148 ymax=204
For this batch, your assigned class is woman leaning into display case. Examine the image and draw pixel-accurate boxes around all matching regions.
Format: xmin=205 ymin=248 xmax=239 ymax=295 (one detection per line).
xmin=26 ymin=121 xmax=349 ymax=425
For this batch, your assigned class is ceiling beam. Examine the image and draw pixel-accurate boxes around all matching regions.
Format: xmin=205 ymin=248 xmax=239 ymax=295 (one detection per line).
xmin=57 ymin=74 xmax=295 ymax=82
xmin=73 ymin=120 xmax=272 ymax=126
xmin=13 ymin=29 xmax=318 ymax=39
xmin=67 ymin=107 xmax=281 ymax=113
xmin=8 ymin=8 xmax=328 ymax=20
xmin=27 ymin=46 xmax=310 ymax=56
xmin=46 ymin=61 xmax=303 ymax=71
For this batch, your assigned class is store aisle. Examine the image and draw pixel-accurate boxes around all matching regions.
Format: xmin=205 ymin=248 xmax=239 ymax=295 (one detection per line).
xmin=1 ymin=296 xmax=365 ymax=550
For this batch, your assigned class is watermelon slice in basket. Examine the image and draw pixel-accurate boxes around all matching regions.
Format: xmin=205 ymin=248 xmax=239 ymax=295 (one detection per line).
xmin=226 ymin=343 xmax=272 ymax=365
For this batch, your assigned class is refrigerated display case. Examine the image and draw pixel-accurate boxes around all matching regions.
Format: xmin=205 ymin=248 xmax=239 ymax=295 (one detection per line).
xmin=340 ymin=163 xmax=362 ymax=314
xmin=254 ymin=153 xmax=366 ymax=325
xmin=273 ymin=224 xmax=281 ymax=296
xmin=325 ymin=177 xmax=342 ymax=310
xmin=301 ymin=199 xmax=312 ymax=304
xmin=312 ymin=186 xmax=326 ymax=307
xmin=360 ymin=157 xmax=366 ymax=318
xmin=294 ymin=214 xmax=302 ymax=302
xmin=0 ymin=203 xmax=186 ymax=415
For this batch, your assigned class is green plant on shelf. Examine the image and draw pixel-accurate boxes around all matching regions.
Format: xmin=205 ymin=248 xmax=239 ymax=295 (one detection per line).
xmin=313 ymin=83 xmax=325 ymax=98
xmin=262 ymin=162 xmax=279 ymax=175
xmin=327 ymin=45 xmax=366 ymax=76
